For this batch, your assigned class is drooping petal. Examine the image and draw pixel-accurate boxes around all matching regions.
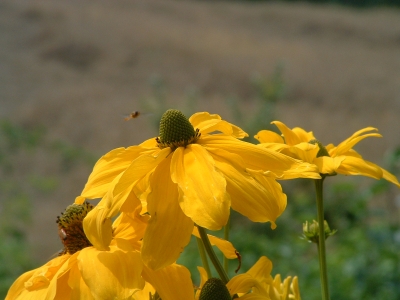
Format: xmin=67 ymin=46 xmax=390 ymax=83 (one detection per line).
xmin=336 ymin=156 xmax=383 ymax=179
xmin=141 ymin=154 xmax=194 ymax=270
xmin=81 ymin=146 xmax=146 ymax=199
xmin=171 ymin=144 xmax=231 ymax=230
xmin=189 ymin=112 xmax=248 ymax=138
xmin=254 ymin=130 xmax=284 ymax=144
xmin=192 ymin=227 xmax=238 ymax=259
xmin=84 ymin=150 xmax=170 ymax=250
xmin=271 ymin=121 xmax=303 ymax=145
xmin=78 ymin=247 xmax=144 ymax=300
xmin=200 ymin=135 xmax=320 ymax=180
xmin=142 ymin=264 xmax=195 ymax=300
xmin=208 ymin=148 xmax=286 ymax=227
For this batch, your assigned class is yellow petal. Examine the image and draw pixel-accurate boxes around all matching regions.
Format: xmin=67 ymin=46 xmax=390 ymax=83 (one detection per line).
xmin=226 ymin=273 xmax=260 ymax=295
xmin=254 ymin=130 xmax=284 ymax=144
xmin=81 ymin=146 xmax=145 ymax=199
xmin=171 ymin=144 xmax=230 ymax=230
xmin=200 ymin=135 xmax=320 ymax=180
xmin=78 ymin=247 xmax=144 ymax=300
xmin=271 ymin=121 xmax=303 ymax=145
xmin=142 ymin=264 xmax=195 ymax=300
xmin=192 ymin=227 xmax=237 ymax=259
xmin=195 ymin=267 xmax=209 ymax=300
xmin=208 ymin=148 xmax=286 ymax=227
xmin=337 ymin=156 xmax=383 ymax=179
xmin=189 ymin=112 xmax=248 ymax=138
xmin=246 ymin=256 xmax=273 ymax=283
xmin=332 ymin=129 xmax=381 ymax=157
xmin=142 ymin=155 xmax=194 ymax=270
xmin=314 ymin=156 xmax=346 ymax=175
xmin=6 ymin=269 xmax=37 ymax=300
xmin=381 ymin=168 xmax=400 ymax=187
xmin=67 ymin=263 xmax=94 ymax=300
xmin=292 ymin=127 xmax=315 ymax=142
xmin=290 ymin=143 xmax=319 ymax=164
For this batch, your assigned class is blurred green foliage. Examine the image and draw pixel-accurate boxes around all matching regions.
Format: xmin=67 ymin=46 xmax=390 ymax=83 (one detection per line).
xmin=0 ymin=120 xmax=97 ymax=298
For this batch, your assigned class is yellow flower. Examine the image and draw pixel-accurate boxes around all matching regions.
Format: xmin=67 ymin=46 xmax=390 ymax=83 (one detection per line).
xmin=6 ymin=198 xmax=195 ymax=300
xmin=81 ymin=110 xmax=320 ymax=270
xmin=256 ymin=121 xmax=400 ymax=187
xmin=196 ymin=256 xmax=301 ymax=300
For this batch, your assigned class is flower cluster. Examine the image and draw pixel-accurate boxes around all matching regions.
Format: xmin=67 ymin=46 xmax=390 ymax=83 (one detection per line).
xmin=7 ymin=110 xmax=399 ymax=300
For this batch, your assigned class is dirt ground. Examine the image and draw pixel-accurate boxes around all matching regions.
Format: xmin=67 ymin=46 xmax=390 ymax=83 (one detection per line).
xmin=1 ymin=0 xmax=400 ymax=262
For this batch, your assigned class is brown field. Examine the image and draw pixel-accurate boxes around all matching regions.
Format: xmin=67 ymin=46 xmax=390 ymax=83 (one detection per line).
xmin=1 ymin=0 xmax=400 ymax=261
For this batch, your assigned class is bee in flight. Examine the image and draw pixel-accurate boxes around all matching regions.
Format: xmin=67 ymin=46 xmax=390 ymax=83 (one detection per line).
xmin=124 ymin=111 xmax=141 ymax=121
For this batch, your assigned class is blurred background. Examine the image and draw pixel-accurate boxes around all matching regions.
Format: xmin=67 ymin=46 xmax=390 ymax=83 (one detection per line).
xmin=1 ymin=0 xmax=400 ymax=299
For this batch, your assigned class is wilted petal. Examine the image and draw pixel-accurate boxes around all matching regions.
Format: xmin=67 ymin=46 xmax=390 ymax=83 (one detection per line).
xmin=171 ymin=144 xmax=230 ymax=230
xmin=142 ymin=155 xmax=194 ymax=270
xmin=78 ymin=247 xmax=144 ymax=300
xmin=142 ymin=264 xmax=195 ymax=300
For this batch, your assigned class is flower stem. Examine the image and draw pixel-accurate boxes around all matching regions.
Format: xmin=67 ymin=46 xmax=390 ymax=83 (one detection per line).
xmin=197 ymin=225 xmax=230 ymax=284
xmin=314 ymin=178 xmax=330 ymax=300
xmin=223 ymin=217 xmax=231 ymax=273
xmin=196 ymin=237 xmax=212 ymax=279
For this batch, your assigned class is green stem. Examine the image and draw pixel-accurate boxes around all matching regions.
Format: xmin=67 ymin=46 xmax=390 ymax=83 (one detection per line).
xmin=314 ymin=178 xmax=330 ymax=300
xmin=197 ymin=225 xmax=230 ymax=284
xmin=223 ymin=217 xmax=231 ymax=273
xmin=196 ymin=237 xmax=212 ymax=279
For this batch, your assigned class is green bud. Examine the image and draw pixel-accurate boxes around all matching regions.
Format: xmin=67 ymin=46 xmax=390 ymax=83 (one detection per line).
xmin=302 ymin=220 xmax=337 ymax=244
xmin=199 ymin=278 xmax=231 ymax=300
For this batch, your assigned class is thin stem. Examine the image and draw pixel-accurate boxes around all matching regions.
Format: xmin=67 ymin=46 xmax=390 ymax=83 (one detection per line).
xmin=223 ymin=217 xmax=231 ymax=273
xmin=196 ymin=237 xmax=212 ymax=279
xmin=197 ymin=225 xmax=230 ymax=284
xmin=314 ymin=178 xmax=330 ymax=300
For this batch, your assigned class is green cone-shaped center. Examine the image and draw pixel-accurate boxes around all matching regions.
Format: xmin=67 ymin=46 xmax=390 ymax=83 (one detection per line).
xmin=199 ymin=278 xmax=231 ymax=300
xmin=157 ymin=109 xmax=199 ymax=150
xmin=309 ymin=139 xmax=330 ymax=158
xmin=56 ymin=202 xmax=93 ymax=255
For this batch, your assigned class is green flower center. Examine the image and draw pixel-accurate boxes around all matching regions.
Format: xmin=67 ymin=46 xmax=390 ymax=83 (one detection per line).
xmin=199 ymin=278 xmax=231 ymax=300
xmin=56 ymin=202 xmax=93 ymax=255
xmin=309 ymin=139 xmax=330 ymax=158
xmin=157 ymin=109 xmax=200 ymax=150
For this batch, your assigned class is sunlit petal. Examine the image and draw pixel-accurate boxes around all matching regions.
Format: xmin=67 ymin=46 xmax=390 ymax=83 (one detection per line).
xmin=337 ymin=156 xmax=383 ymax=179
xmin=171 ymin=144 xmax=230 ymax=230
xmin=208 ymin=148 xmax=286 ymax=227
xmin=142 ymin=154 xmax=193 ymax=270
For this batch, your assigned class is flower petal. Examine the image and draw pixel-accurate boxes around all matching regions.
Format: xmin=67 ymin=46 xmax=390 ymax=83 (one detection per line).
xmin=81 ymin=146 xmax=145 ymax=199
xmin=142 ymin=264 xmax=195 ymax=300
xmin=314 ymin=156 xmax=346 ymax=175
xmin=271 ymin=121 xmax=303 ymax=145
xmin=336 ymin=156 xmax=383 ymax=179
xmin=199 ymin=135 xmax=320 ymax=180
xmin=67 ymin=263 xmax=94 ymax=300
xmin=192 ymin=227 xmax=237 ymax=259
xmin=78 ymin=247 xmax=144 ymax=300
xmin=171 ymin=144 xmax=231 ymax=230
xmin=254 ymin=130 xmax=284 ymax=144
xmin=142 ymin=154 xmax=194 ymax=270
xmin=208 ymin=148 xmax=286 ymax=227
xmin=189 ymin=112 xmax=248 ymax=138
xmin=5 ymin=269 xmax=37 ymax=300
